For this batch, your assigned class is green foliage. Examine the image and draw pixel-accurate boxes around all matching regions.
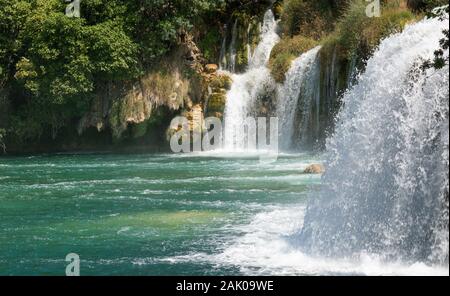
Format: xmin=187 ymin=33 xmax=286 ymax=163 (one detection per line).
xmin=0 ymin=0 xmax=223 ymax=145
xmin=281 ymin=0 xmax=350 ymax=39
xmin=197 ymin=28 xmax=222 ymax=63
xmin=207 ymin=92 xmax=227 ymax=113
xmin=321 ymin=0 xmax=417 ymax=61
xmin=85 ymin=21 xmax=139 ymax=80
xmin=421 ymin=5 xmax=449 ymax=71
xmin=0 ymin=0 xmax=33 ymax=87
xmin=269 ymin=36 xmax=318 ymax=82
xmin=128 ymin=0 xmax=225 ymax=64
xmin=209 ymin=74 xmax=233 ymax=90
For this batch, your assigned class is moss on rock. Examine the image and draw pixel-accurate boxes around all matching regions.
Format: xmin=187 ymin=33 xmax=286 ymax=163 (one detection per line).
xmin=269 ymin=36 xmax=318 ymax=83
xmin=220 ymin=12 xmax=263 ymax=72
xmin=209 ymin=73 xmax=233 ymax=90
xmin=107 ymin=68 xmax=190 ymax=141
xmin=207 ymin=92 xmax=227 ymax=114
xmin=204 ymin=72 xmax=232 ymax=118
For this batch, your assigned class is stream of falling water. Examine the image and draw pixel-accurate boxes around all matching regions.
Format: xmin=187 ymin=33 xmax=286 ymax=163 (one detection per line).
xmin=277 ymin=46 xmax=321 ymax=150
xmin=222 ymin=10 xmax=279 ymax=151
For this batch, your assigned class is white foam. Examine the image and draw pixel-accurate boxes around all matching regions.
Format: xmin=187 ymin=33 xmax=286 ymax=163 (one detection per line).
xmin=161 ymin=205 xmax=449 ymax=276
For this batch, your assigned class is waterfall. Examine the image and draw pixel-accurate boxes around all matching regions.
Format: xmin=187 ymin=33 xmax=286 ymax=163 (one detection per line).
xmin=247 ymin=10 xmax=279 ymax=68
xmin=247 ymin=23 xmax=253 ymax=64
xmin=219 ymin=19 xmax=239 ymax=71
xmin=223 ymin=10 xmax=280 ymax=150
xmin=298 ymin=15 xmax=449 ymax=264
xmin=277 ymin=47 xmax=321 ymax=150
xmin=219 ymin=30 xmax=228 ymax=70
xmin=228 ymin=19 xmax=238 ymax=72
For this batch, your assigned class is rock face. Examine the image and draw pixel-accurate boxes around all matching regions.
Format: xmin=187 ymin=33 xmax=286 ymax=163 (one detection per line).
xmin=204 ymin=73 xmax=232 ymax=119
xmin=166 ymin=104 xmax=205 ymax=143
xmin=304 ymin=164 xmax=325 ymax=174
xmin=205 ymin=64 xmax=219 ymax=73
xmin=77 ymin=33 xmax=204 ymax=141
xmin=78 ymin=68 xmax=191 ymax=140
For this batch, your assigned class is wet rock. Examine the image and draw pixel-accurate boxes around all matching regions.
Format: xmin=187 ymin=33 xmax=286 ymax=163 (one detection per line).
xmin=205 ymin=64 xmax=219 ymax=73
xmin=304 ymin=164 xmax=325 ymax=174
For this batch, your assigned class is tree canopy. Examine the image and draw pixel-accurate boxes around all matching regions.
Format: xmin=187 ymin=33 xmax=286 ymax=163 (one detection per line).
xmin=0 ymin=0 xmax=233 ymax=142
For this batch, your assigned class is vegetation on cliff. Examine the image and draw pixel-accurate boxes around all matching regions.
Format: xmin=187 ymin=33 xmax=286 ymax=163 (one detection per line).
xmin=0 ymin=0 xmax=272 ymax=152
xmin=0 ymin=0 xmax=447 ymax=153
xmin=269 ymin=0 xmax=425 ymax=83
xmin=269 ymin=36 xmax=318 ymax=83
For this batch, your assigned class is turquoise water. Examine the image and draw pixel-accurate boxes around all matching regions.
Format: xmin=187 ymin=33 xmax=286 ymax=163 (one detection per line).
xmin=0 ymin=153 xmax=321 ymax=275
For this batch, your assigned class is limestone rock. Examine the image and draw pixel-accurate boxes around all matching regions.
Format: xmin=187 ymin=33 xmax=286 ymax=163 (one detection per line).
xmin=304 ymin=164 xmax=325 ymax=174
xmin=205 ymin=64 xmax=219 ymax=73
xmin=209 ymin=74 xmax=233 ymax=90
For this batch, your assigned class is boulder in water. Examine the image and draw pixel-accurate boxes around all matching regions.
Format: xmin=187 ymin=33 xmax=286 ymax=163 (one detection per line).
xmin=304 ymin=164 xmax=325 ymax=174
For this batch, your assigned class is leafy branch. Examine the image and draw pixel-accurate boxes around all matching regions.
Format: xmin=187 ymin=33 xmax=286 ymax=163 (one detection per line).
xmin=421 ymin=5 xmax=449 ymax=71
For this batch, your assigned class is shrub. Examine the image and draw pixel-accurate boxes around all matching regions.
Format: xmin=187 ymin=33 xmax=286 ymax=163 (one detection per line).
xmin=320 ymin=0 xmax=418 ymax=61
xmin=280 ymin=0 xmax=350 ymax=39
xmin=269 ymin=36 xmax=318 ymax=82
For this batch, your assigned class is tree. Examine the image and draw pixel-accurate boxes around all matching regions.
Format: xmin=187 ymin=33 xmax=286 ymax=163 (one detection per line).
xmin=421 ymin=5 xmax=449 ymax=71
xmin=0 ymin=0 xmax=236 ymax=144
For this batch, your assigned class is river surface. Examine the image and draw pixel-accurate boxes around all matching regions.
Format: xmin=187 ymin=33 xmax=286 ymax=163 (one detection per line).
xmin=1 ymin=153 xmax=448 ymax=276
xmin=0 ymin=153 xmax=323 ymax=275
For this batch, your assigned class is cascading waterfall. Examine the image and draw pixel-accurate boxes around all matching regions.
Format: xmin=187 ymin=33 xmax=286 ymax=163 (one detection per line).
xmin=223 ymin=10 xmax=280 ymax=150
xmin=247 ymin=23 xmax=253 ymax=64
xmin=229 ymin=19 xmax=238 ymax=72
xmin=298 ymin=15 xmax=449 ymax=265
xmin=219 ymin=19 xmax=239 ymax=72
xmin=219 ymin=32 xmax=228 ymax=70
xmin=247 ymin=10 xmax=279 ymax=69
xmin=277 ymin=47 xmax=321 ymax=150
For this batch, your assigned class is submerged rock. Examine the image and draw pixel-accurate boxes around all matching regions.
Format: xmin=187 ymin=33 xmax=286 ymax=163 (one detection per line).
xmin=304 ymin=164 xmax=325 ymax=174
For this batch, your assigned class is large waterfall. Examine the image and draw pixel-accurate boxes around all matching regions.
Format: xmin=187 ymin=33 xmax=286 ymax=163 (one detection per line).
xmin=298 ymin=15 xmax=449 ymax=264
xmin=223 ymin=10 xmax=279 ymax=150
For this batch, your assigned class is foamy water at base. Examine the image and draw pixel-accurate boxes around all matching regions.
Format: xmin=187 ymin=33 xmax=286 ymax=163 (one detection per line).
xmin=162 ymin=204 xmax=448 ymax=276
